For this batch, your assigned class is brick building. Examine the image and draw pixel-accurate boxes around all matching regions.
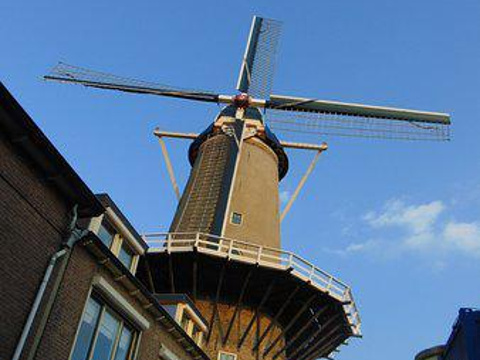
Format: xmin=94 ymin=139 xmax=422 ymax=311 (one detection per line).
xmin=0 ymin=82 xmax=209 ymax=360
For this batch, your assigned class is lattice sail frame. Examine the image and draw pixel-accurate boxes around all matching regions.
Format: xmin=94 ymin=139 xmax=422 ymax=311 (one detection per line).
xmin=45 ymin=62 xmax=219 ymax=102
xmin=265 ymin=109 xmax=450 ymax=141
xmin=237 ymin=16 xmax=283 ymax=99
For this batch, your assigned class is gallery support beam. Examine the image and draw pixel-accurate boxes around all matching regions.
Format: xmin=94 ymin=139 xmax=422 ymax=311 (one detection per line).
xmin=153 ymin=129 xmax=328 ymax=151
xmin=297 ymin=321 xmax=345 ymax=360
xmin=280 ymin=147 xmax=326 ymax=222
xmin=237 ymin=279 xmax=277 ymax=349
xmin=253 ymin=284 xmax=302 ymax=351
xmin=272 ymin=305 xmax=331 ymax=360
xmin=156 ymin=136 xmax=181 ymax=200
xmin=263 ymin=295 xmax=317 ymax=357
xmin=206 ymin=261 xmax=227 ymax=343
xmin=223 ymin=267 xmax=255 ymax=345
xmin=286 ymin=314 xmax=342 ymax=360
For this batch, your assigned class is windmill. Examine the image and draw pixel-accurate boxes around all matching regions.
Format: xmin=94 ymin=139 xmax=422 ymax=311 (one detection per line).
xmin=44 ymin=16 xmax=450 ymax=360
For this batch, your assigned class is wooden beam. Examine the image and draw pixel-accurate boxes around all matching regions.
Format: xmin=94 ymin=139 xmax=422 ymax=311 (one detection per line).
xmin=296 ymin=322 xmax=345 ymax=360
xmin=157 ymin=136 xmax=181 ymax=200
xmin=281 ymin=149 xmax=324 ymax=222
xmin=153 ymin=129 xmax=328 ymax=151
xmin=302 ymin=333 xmax=345 ymax=360
xmin=223 ymin=267 xmax=255 ymax=345
xmin=168 ymin=256 xmax=175 ymax=293
xmin=280 ymin=141 xmax=328 ymax=151
xmin=256 ymin=309 xmax=261 ymax=360
xmin=284 ymin=314 xmax=341 ymax=360
xmin=144 ymin=258 xmax=156 ymax=293
xmin=238 ymin=279 xmax=276 ymax=349
xmin=300 ymin=334 xmax=341 ymax=360
xmin=206 ymin=304 xmax=217 ymax=344
xmin=216 ymin=306 xmax=226 ymax=343
xmin=253 ymin=284 xmax=302 ymax=351
xmin=206 ymin=261 xmax=227 ymax=343
xmin=192 ymin=256 xmax=198 ymax=301
xmin=272 ymin=306 xmax=331 ymax=359
xmin=154 ymin=129 xmax=198 ymax=140
xmin=263 ymin=295 xmax=317 ymax=357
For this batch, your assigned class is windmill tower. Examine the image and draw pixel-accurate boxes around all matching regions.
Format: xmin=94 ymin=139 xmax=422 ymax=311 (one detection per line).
xmin=44 ymin=16 xmax=450 ymax=360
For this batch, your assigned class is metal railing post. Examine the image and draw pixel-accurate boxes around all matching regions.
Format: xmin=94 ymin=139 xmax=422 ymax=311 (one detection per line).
xmin=167 ymin=233 xmax=172 ymax=254
xmin=308 ymin=265 xmax=315 ymax=281
xmin=194 ymin=232 xmax=200 ymax=248
xmin=256 ymin=246 xmax=263 ymax=264
xmin=218 ymin=236 xmax=223 ymax=252
xmin=343 ymin=287 xmax=351 ymax=303
xmin=287 ymin=253 xmax=294 ymax=269
xmin=227 ymin=239 xmax=234 ymax=258
xmin=326 ymin=277 xmax=333 ymax=293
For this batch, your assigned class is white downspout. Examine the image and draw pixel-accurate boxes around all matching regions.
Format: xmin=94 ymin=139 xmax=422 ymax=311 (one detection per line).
xmin=11 ymin=248 xmax=68 ymax=360
xmin=11 ymin=204 xmax=88 ymax=360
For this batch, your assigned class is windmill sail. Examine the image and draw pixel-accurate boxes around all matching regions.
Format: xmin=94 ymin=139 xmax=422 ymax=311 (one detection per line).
xmin=236 ymin=16 xmax=282 ymax=99
xmin=266 ymin=95 xmax=451 ymax=141
xmin=44 ymin=62 xmax=220 ymax=103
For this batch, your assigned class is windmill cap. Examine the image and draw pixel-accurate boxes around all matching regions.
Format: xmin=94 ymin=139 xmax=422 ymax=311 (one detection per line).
xmin=188 ymin=106 xmax=289 ymax=180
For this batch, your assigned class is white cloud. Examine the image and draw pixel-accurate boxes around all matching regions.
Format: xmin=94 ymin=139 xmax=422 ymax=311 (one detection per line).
xmin=443 ymin=221 xmax=480 ymax=256
xmin=364 ymin=199 xmax=444 ymax=233
xmin=324 ymin=240 xmax=379 ymax=257
xmin=336 ymin=198 xmax=480 ymax=261
xmin=364 ymin=199 xmax=445 ymax=250
xmin=344 ymin=241 xmax=378 ymax=253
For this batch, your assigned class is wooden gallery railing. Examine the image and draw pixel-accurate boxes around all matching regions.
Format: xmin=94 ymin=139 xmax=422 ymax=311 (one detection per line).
xmin=144 ymin=232 xmax=361 ymax=336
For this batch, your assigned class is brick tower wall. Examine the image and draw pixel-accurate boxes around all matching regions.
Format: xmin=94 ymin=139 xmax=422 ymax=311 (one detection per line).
xmin=170 ymin=126 xmax=281 ymax=248
xmin=195 ymin=299 xmax=287 ymax=360
xmin=222 ymin=137 xmax=280 ymax=248
xmin=170 ymin=134 xmax=234 ymax=235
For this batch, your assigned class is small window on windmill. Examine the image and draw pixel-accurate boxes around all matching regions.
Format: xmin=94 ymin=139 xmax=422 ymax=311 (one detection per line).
xmin=218 ymin=351 xmax=237 ymax=360
xmin=231 ymin=212 xmax=243 ymax=225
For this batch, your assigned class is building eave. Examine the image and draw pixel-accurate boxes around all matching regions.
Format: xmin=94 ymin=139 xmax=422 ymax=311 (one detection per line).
xmin=0 ymin=82 xmax=103 ymax=218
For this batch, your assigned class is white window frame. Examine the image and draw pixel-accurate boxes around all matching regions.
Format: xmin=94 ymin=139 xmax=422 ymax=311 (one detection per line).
xmin=175 ymin=303 xmax=207 ymax=347
xmin=88 ymin=211 xmax=142 ymax=274
xmin=92 ymin=276 xmax=150 ymax=331
xmin=230 ymin=212 xmax=243 ymax=225
xmin=105 ymin=208 xmax=145 ymax=255
xmin=68 ymin=278 xmax=147 ymax=360
xmin=218 ymin=351 xmax=237 ymax=360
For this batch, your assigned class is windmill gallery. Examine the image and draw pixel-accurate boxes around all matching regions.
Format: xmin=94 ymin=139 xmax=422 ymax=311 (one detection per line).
xmin=1 ymin=16 xmax=450 ymax=360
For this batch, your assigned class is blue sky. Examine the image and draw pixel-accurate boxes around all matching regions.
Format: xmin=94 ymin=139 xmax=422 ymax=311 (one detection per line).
xmin=2 ymin=0 xmax=480 ymax=359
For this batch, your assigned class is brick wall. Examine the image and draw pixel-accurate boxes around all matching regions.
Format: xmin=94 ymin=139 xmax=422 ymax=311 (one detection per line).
xmin=0 ymin=131 xmax=71 ymax=360
xmin=35 ymin=244 xmax=195 ymax=360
